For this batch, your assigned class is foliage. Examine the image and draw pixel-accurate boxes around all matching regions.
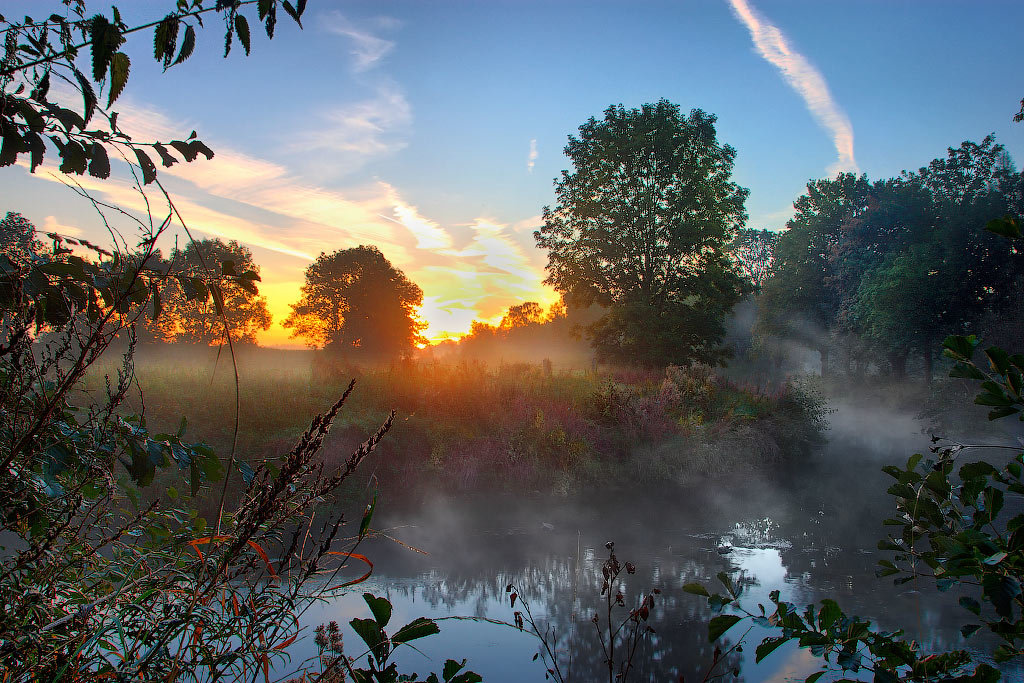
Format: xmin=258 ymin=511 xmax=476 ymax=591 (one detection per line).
xmin=285 ymin=246 xmax=426 ymax=360
xmin=728 ymin=228 xmax=779 ymax=290
xmin=757 ymin=138 xmax=1024 ymax=380
xmin=0 ymin=0 xmax=307 ymax=184
xmin=0 ymin=220 xmax=397 ymax=677
xmin=338 ymin=593 xmax=481 ymax=683
xmin=686 ymin=328 xmax=1024 ymax=680
xmin=534 ymin=100 xmax=752 ymax=367
xmin=506 ymin=541 xmax=659 ymax=683
xmin=142 ymin=238 xmax=272 ymax=345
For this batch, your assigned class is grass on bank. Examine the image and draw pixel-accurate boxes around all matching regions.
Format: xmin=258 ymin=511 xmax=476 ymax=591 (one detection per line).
xmin=84 ymin=345 xmax=828 ymax=497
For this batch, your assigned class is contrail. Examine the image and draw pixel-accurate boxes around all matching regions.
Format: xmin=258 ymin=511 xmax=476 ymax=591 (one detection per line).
xmin=727 ymin=0 xmax=857 ymax=175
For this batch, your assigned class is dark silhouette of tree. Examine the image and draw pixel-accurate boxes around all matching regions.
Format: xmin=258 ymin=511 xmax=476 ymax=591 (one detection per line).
xmin=0 ymin=212 xmax=45 ymax=266
xmin=143 ymin=238 xmax=271 ymax=345
xmin=534 ymin=100 xmax=751 ymax=367
xmin=500 ymin=301 xmax=544 ymax=330
xmin=284 ymin=245 xmax=425 ymax=359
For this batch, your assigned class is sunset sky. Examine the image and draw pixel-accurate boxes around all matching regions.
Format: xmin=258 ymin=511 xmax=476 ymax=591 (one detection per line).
xmin=6 ymin=0 xmax=1023 ymax=347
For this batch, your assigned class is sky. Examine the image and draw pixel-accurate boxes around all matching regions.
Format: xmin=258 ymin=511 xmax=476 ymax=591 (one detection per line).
xmin=5 ymin=0 xmax=1023 ymax=347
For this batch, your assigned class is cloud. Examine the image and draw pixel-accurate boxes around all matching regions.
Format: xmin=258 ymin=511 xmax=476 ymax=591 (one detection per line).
xmin=42 ymin=215 xmax=82 ymax=236
xmin=21 ymin=94 xmax=554 ymax=344
xmin=288 ymin=82 xmax=412 ymax=177
xmin=727 ymin=0 xmax=858 ymax=175
xmin=320 ymin=11 xmax=395 ymax=72
xmin=527 ymin=139 xmax=538 ymax=173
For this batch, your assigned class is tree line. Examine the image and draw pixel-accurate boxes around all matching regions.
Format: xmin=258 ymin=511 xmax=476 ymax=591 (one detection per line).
xmin=8 ymin=98 xmax=1021 ymax=378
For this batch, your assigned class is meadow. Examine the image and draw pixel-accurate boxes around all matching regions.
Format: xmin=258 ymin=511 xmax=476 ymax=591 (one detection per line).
xmin=87 ymin=344 xmax=830 ymax=500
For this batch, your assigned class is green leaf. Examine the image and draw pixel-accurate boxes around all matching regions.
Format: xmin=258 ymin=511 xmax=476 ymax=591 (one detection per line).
xmin=943 ymin=335 xmax=978 ymax=362
xmin=950 ymin=364 xmax=986 ymax=380
xmin=755 ymin=636 xmax=788 ymax=663
xmin=153 ymin=15 xmax=179 ymax=67
xmin=134 ymin=148 xmax=157 ymax=184
xmin=805 ymin=673 xmax=825 ymax=683
xmin=152 ymin=143 xmax=177 ymax=167
xmin=107 ymin=52 xmax=130 ymax=107
xmin=392 ymin=616 xmax=440 ymax=644
xmin=235 ymin=15 xmax=251 ymax=55
xmin=363 ymin=593 xmax=392 ymax=628
xmin=90 ymin=14 xmax=119 ymax=81
xmin=282 ymin=0 xmax=302 ymax=27
xmin=359 ymin=493 xmax=376 ymax=538
xmin=87 ymin=142 xmax=110 ymax=179
xmin=708 ymin=614 xmax=742 ymax=642
xmin=74 ymin=69 xmax=97 ymax=124
xmin=682 ymin=583 xmax=710 ymax=597
xmin=349 ymin=617 xmax=386 ymax=657
xmin=986 ymin=216 xmax=1022 ymax=239
xmin=173 ymin=24 xmax=196 ymax=66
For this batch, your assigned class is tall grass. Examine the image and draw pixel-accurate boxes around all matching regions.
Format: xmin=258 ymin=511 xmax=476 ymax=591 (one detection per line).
xmin=87 ymin=346 xmax=826 ymax=496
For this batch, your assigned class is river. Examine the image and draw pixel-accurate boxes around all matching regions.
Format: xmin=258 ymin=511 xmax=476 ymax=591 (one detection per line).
xmin=285 ymin=399 xmax=1022 ymax=681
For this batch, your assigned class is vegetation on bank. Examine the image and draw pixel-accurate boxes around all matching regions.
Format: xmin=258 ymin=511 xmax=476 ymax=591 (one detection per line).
xmin=93 ymin=348 xmax=829 ymax=497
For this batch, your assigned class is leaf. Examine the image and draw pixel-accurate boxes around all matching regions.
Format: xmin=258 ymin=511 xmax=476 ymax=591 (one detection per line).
xmin=708 ymin=614 xmax=742 ymax=642
xmin=87 ymin=142 xmax=110 ymax=179
xmin=153 ymin=143 xmax=177 ymax=167
xmin=282 ymin=0 xmax=302 ymax=27
xmin=682 ymin=583 xmax=709 ymax=597
xmin=153 ymin=15 xmax=179 ymax=67
xmin=349 ymin=617 xmax=387 ymax=664
xmin=107 ymin=52 xmax=130 ymax=107
xmin=89 ymin=14 xmax=117 ymax=81
xmin=943 ymin=335 xmax=978 ymax=362
xmin=174 ymin=25 xmax=196 ymax=66
xmin=235 ymin=14 xmax=251 ymax=55
xmin=74 ymin=69 xmax=97 ymax=124
xmin=363 ymin=593 xmax=392 ymax=628
xmin=755 ymin=636 xmax=788 ymax=663
xmin=392 ymin=616 xmax=440 ymax=644
xmin=986 ymin=216 xmax=1022 ymax=239
xmin=134 ymin=148 xmax=157 ymax=184
xmin=359 ymin=493 xmax=376 ymax=538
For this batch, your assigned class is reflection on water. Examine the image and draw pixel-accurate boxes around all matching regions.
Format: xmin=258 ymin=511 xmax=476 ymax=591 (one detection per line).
xmin=288 ymin=434 xmax=1018 ymax=681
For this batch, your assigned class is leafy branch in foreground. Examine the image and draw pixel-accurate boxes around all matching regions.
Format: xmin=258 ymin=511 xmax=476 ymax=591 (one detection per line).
xmin=1 ymin=1 xmax=307 ymax=182
xmin=684 ymin=328 xmax=1024 ymax=681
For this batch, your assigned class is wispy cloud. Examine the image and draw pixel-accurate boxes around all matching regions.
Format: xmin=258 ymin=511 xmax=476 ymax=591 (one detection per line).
xmin=727 ymin=0 xmax=857 ymax=175
xmin=320 ymin=11 xmax=395 ymax=72
xmin=24 ymin=97 xmax=553 ymax=344
xmin=527 ymin=139 xmax=538 ymax=173
xmin=291 ymin=82 xmax=412 ymax=175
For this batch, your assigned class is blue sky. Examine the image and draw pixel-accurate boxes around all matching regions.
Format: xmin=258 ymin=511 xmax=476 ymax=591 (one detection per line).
xmin=6 ymin=0 xmax=1023 ymax=345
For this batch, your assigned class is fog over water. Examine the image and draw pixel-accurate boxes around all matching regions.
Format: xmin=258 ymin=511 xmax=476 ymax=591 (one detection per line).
xmin=286 ymin=394 xmax=1023 ymax=682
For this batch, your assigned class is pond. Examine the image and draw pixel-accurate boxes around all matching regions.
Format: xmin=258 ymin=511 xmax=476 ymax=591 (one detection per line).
xmin=287 ymin=402 xmax=1020 ymax=681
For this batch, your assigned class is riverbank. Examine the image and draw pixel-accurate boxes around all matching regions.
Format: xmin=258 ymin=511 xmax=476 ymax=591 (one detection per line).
xmin=87 ymin=345 xmax=829 ymax=497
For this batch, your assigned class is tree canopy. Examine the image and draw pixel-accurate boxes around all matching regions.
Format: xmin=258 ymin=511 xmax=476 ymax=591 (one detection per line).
xmin=141 ymin=238 xmax=272 ymax=345
xmin=534 ymin=100 xmax=751 ymax=367
xmin=757 ymin=137 xmax=1024 ymax=379
xmin=284 ymin=245 xmax=425 ymax=358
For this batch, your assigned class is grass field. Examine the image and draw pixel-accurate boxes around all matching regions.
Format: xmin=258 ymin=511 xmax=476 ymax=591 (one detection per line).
xmin=84 ymin=344 xmax=828 ymax=499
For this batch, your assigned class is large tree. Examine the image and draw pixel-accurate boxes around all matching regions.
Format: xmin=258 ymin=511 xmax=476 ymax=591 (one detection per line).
xmin=284 ymin=245 xmax=425 ymax=358
xmin=534 ymin=100 xmax=751 ymax=367
xmin=143 ymin=238 xmax=272 ymax=345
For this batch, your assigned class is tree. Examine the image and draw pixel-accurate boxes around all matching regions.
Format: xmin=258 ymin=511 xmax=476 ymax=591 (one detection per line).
xmin=756 ymin=173 xmax=872 ymax=375
xmin=144 ymin=238 xmax=272 ymax=345
xmin=534 ymin=100 xmax=751 ymax=367
xmin=500 ymin=301 xmax=544 ymax=330
xmin=285 ymin=245 xmax=425 ymax=358
xmin=0 ymin=212 xmax=45 ymax=266
xmin=728 ymin=228 xmax=779 ymax=290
